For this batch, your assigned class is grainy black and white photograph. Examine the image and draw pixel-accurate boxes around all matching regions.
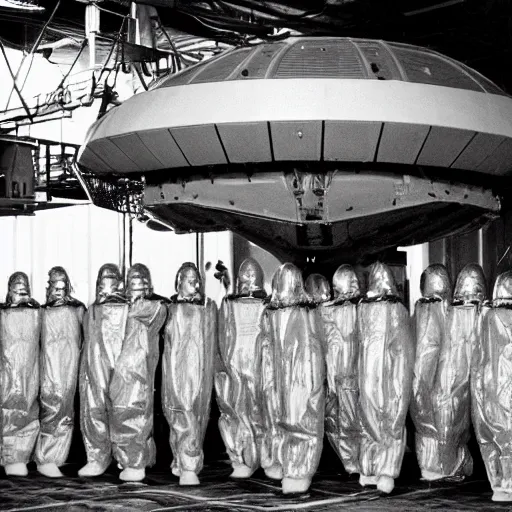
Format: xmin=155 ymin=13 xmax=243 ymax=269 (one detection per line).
xmin=0 ymin=0 xmax=512 ymax=510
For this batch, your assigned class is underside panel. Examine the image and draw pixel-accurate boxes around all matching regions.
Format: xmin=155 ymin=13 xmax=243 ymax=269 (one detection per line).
xmin=143 ymin=167 xmax=499 ymax=264
xmin=147 ymin=201 xmax=495 ymax=266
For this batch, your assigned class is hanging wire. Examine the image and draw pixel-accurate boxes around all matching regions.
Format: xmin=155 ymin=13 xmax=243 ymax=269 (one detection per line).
xmin=95 ymin=33 xmax=123 ymax=83
xmin=128 ymin=215 xmax=133 ymax=269
xmin=0 ymin=2 xmax=129 ymax=125
xmin=55 ymin=38 xmax=87 ymax=91
xmin=5 ymin=0 xmax=62 ymax=109
xmin=498 ymin=245 xmax=511 ymax=267
xmin=154 ymin=16 xmax=184 ymax=71
xmin=0 ymin=38 xmax=33 ymax=120
xmin=94 ymin=11 xmax=132 ymax=91
xmin=96 ymin=4 xmax=130 ymax=19
xmin=132 ymin=63 xmax=149 ymax=91
xmin=121 ymin=212 xmax=126 ymax=280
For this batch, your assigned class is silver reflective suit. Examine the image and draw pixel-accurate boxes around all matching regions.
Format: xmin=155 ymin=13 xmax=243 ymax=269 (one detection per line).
xmin=80 ymin=265 xmax=128 ymax=471
xmin=0 ymin=272 xmax=41 ymax=468
xmin=358 ymin=262 xmax=414 ymax=493
xmin=80 ymin=264 xmax=167 ymax=475
xmin=472 ymin=271 xmax=512 ymax=501
xmin=36 ymin=267 xmax=85 ymax=470
xmin=425 ymin=263 xmax=486 ymax=482
xmin=112 ymin=264 xmax=167 ymax=471
xmin=260 ymin=263 xmax=325 ymax=494
xmin=411 ymin=264 xmax=456 ymax=481
xmin=163 ymin=263 xmax=217 ymax=485
xmin=305 ymin=273 xmax=331 ymax=304
xmin=319 ymin=265 xmax=361 ymax=475
xmin=215 ymin=258 xmax=267 ymax=478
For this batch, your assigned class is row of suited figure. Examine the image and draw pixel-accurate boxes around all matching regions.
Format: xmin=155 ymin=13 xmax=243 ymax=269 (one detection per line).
xmin=308 ymin=261 xmax=512 ymax=502
xmin=0 ymin=259 xmax=509 ymax=500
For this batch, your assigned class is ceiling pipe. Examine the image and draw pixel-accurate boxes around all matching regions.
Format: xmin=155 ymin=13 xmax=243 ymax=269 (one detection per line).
xmin=404 ymin=0 xmax=466 ymax=17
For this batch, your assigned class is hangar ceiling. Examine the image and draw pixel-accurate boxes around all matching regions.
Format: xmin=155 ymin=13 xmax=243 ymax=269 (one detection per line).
xmin=1 ymin=0 xmax=512 ymax=93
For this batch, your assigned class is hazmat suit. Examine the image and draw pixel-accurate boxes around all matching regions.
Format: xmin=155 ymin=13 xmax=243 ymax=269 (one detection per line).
xmin=162 ymin=262 xmax=217 ymax=486
xmin=319 ymin=264 xmax=361 ymax=475
xmin=0 ymin=272 xmax=41 ymax=477
xmin=260 ymin=263 xmax=325 ymax=494
xmin=410 ymin=264 xmax=461 ymax=481
xmin=472 ymin=270 xmax=512 ymax=502
xmin=112 ymin=263 xmax=167 ymax=481
xmin=215 ymin=258 xmax=267 ymax=478
xmin=79 ymin=263 xmax=167 ymax=482
xmin=36 ymin=267 xmax=85 ymax=478
xmin=358 ymin=262 xmax=414 ymax=494
xmin=428 ymin=263 xmax=486 ymax=484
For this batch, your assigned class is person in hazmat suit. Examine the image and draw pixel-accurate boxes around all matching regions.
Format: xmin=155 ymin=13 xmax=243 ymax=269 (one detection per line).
xmin=79 ymin=263 xmax=167 ymax=481
xmin=0 ymin=272 xmax=41 ymax=477
xmin=215 ymin=258 xmax=267 ymax=479
xmin=410 ymin=264 xmax=458 ymax=482
xmin=79 ymin=264 xmax=129 ymax=479
xmin=318 ymin=265 xmax=361 ymax=476
xmin=162 ymin=262 xmax=217 ymax=486
xmin=427 ymin=262 xmax=486 ymax=484
xmin=305 ymin=273 xmax=331 ymax=304
xmin=358 ymin=262 xmax=414 ymax=494
xmin=111 ymin=263 xmax=167 ymax=481
xmin=411 ymin=263 xmax=475 ymax=481
xmin=260 ymin=263 xmax=325 ymax=494
xmin=472 ymin=270 xmax=512 ymax=502
xmin=35 ymin=267 xmax=85 ymax=478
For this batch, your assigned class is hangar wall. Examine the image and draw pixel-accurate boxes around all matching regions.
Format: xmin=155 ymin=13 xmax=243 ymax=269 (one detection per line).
xmin=429 ymin=213 xmax=512 ymax=298
xmin=0 ymin=204 xmax=232 ymax=306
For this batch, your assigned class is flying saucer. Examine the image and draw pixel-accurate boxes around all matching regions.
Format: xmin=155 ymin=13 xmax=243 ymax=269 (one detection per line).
xmin=78 ymin=37 xmax=510 ymax=263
